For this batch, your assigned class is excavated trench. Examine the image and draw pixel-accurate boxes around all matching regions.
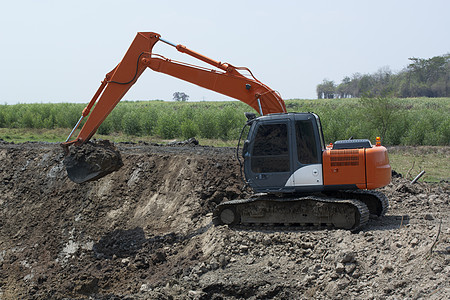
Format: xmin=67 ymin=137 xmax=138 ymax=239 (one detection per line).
xmin=0 ymin=141 xmax=449 ymax=299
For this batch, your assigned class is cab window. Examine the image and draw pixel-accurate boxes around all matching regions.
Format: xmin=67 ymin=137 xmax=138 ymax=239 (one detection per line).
xmin=251 ymin=123 xmax=290 ymax=173
xmin=295 ymin=120 xmax=319 ymax=164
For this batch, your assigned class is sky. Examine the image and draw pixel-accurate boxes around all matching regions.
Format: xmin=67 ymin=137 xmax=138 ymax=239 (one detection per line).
xmin=0 ymin=0 xmax=449 ymax=104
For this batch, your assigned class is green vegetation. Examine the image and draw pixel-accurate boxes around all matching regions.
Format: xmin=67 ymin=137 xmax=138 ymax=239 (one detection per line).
xmin=0 ymin=128 xmax=70 ymax=143
xmin=286 ymin=97 xmax=449 ymax=146
xmin=317 ymin=53 xmax=450 ymax=98
xmin=388 ymin=146 xmax=449 ymax=183
xmin=0 ymin=98 xmax=449 ymax=146
xmin=0 ymin=128 xmax=239 ymax=147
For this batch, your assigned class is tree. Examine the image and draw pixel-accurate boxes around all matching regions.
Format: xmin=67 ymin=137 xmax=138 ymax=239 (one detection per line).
xmin=173 ymin=92 xmax=189 ymax=102
xmin=318 ymin=53 xmax=449 ymax=98
xmin=316 ymin=79 xmax=336 ymax=99
xmin=406 ymin=55 xmax=449 ymax=97
xmin=337 ymin=76 xmax=352 ymax=98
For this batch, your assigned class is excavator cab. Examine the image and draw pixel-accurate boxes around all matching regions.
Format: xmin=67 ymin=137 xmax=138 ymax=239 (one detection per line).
xmin=243 ymin=112 xmax=391 ymax=195
xmin=243 ymin=113 xmax=325 ymax=194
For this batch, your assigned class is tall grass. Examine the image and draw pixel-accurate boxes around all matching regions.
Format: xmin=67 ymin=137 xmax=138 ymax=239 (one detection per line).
xmin=0 ymin=98 xmax=448 ymax=145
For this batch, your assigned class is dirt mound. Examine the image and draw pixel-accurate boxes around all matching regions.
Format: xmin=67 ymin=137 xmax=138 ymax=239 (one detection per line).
xmin=63 ymin=140 xmax=123 ymax=184
xmin=0 ymin=142 xmax=449 ymax=299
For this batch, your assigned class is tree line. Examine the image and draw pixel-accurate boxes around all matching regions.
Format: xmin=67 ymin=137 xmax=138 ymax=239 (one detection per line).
xmin=317 ymin=53 xmax=449 ymax=99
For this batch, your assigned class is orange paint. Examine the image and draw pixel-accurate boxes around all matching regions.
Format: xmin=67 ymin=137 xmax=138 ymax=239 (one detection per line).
xmin=323 ymin=149 xmax=367 ymax=187
xmin=323 ymin=146 xmax=391 ymax=190
xmin=63 ymin=32 xmax=286 ymax=146
xmin=365 ymin=146 xmax=391 ymax=189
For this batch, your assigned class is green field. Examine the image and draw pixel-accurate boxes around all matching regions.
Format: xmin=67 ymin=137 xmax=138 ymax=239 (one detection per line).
xmin=0 ymin=97 xmax=448 ymax=146
xmin=388 ymin=146 xmax=449 ymax=182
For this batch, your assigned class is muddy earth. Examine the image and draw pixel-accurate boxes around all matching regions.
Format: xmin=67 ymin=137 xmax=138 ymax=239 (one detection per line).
xmin=63 ymin=140 xmax=123 ymax=184
xmin=0 ymin=141 xmax=448 ymax=299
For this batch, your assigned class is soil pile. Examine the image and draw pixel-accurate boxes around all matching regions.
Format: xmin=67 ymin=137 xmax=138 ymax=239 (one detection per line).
xmin=63 ymin=140 xmax=123 ymax=184
xmin=0 ymin=141 xmax=448 ymax=299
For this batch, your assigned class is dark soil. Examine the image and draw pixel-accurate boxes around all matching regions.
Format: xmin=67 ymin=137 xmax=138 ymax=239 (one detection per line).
xmin=0 ymin=141 xmax=448 ymax=299
xmin=63 ymin=140 xmax=123 ymax=184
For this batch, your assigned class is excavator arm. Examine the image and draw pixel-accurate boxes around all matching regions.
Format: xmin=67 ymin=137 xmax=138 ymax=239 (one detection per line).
xmin=63 ymin=32 xmax=286 ymax=147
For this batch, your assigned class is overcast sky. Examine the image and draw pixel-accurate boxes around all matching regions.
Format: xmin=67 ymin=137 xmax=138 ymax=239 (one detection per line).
xmin=1 ymin=0 xmax=449 ymax=104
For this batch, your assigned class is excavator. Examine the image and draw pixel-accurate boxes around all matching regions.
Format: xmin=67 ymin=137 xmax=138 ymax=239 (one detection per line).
xmin=62 ymin=32 xmax=390 ymax=231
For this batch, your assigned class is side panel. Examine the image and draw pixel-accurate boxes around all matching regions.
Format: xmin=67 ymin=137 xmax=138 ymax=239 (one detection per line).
xmin=285 ymin=164 xmax=323 ymax=186
xmin=323 ymin=149 xmax=366 ymax=188
xmin=365 ymin=146 xmax=391 ymax=189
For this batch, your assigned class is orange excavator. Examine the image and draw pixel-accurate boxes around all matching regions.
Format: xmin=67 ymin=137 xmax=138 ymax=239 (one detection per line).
xmin=62 ymin=32 xmax=391 ymax=230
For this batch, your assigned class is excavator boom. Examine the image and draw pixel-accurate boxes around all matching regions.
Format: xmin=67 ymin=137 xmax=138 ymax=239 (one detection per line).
xmin=63 ymin=32 xmax=286 ymax=147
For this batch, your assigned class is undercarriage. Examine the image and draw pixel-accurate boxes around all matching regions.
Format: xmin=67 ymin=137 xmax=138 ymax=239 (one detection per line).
xmin=213 ymin=190 xmax=388 ymax=231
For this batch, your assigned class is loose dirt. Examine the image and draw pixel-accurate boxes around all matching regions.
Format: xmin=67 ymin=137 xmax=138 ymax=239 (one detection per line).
xmin=0 ymin=141 xmax=448 ymax=299
xmin=63 ymin=140 xmax=123 ymax=184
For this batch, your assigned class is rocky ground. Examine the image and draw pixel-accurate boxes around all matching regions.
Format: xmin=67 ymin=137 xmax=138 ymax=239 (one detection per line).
xmin=0 ymin=141 xmax=448 ymax=299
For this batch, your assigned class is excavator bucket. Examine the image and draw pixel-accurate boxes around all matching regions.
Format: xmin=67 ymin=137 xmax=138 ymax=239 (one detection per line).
xmin=63 ymin=140 xmax=123 ymax=184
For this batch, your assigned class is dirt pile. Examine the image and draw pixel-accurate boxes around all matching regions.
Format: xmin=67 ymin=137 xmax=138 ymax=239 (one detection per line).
xmin=0 ymin=141 xmax=448 ymax=299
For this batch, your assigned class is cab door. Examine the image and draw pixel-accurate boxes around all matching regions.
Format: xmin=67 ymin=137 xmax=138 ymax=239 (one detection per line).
xmin=284 ymin=115 xmax=324 ymax=191
xmin=244 ymin=119 xmax=294 ymax=193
